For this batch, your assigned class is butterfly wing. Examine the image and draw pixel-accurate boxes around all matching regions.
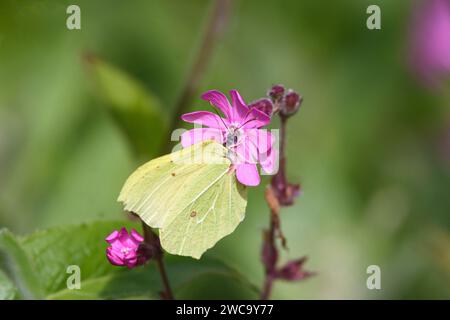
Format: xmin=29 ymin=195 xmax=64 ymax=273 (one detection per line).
xmin=118 ymin=140 xmax=247 ymax=259
xmin=160 ymin=170 xmax=246 ymax=259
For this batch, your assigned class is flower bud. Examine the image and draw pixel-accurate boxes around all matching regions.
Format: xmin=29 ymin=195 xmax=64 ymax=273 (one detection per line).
xmin=280 ymin=90 xmax=302 ymax=117
xmin=271 ymin=174 xmax=301 ymax=206
xmin=268 ymin=84 xmax=285 ymax=102
xmin=275 ymin=257 xmax=314 ymax=281
xmin=248 ymin=98 xmax=274 ymax=116
xmin=105 ymin=227 xmax=148 ymax=268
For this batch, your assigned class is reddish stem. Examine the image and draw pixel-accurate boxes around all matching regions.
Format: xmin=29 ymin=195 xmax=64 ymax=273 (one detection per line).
xmin=142 ymin=0 xmax=233 ymax=300
xmin=261 ymin=214 xmax=277 ymax=300
xmin=260 ymin=113 xmax=289 ymax=300
xmin=142 ymin=222 xmax=174 ymax=300
xmin=261 ymin=274 xmax=274 ymax=301
xmin=161 ymin=0 xmax=233 ymax=154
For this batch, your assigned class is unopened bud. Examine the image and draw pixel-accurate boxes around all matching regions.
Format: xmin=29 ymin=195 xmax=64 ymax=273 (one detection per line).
xmin=280 ymin=90 xmax=302 ymax=117
xmin=249 ymin=98 xmax=274 ymax=116
xmin=275 ymin=257 xmax=314 ymax=281
xmin=268 ymin=84 xmax=285 ymax=102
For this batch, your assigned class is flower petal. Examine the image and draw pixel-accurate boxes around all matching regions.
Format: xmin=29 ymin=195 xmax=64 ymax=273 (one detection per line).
xmin=125 ymin=257 xmax=138 ymax=269
xmin=230 ymin=90 xmax=249 ymax=122
xmin=130 ymin=229 xmax=144 ymax=243
xmin=201 ymin=90 xmax=233 ymax=121
xmin=181 ymin=128 xmax=224 ymax=148
xmin=235 ymin=137 xmax=258 ymax=164
xmin=106 ymin=248 xmax=125 ymax=266
xmin=260 ymin=145 xmax=278 ymax=175
xmin=245 ymin=129 xmax=275 ymax=154
xmin=236 ymin=163 xmax=260 ymax=186
xmin=243 ymin=108 xmax=271 ymax=128
xmin=245 ymin=130 xmax=278 ymax=174
xmin=181 ymin=111 xmax=227 ymax=129
xmin=118 ymin=227 xmax=129 ymax=244
xmin=105 ymin=230 xmax=120 ymax=243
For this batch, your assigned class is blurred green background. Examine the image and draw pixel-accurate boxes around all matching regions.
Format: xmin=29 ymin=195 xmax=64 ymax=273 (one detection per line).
xmin=1 ymin=0 xmax=450 ymax=299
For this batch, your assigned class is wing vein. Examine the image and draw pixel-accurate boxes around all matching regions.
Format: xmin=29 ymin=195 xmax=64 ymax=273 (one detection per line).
xmin=176 ymin=168 xmax=228 ymax=216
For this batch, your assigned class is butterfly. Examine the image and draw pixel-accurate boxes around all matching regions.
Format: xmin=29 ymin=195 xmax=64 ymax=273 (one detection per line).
xmin=118 ymin=140 xmax=247 ymax=259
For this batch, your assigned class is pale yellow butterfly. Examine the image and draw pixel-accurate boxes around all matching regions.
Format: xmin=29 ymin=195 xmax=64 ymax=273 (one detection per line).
xmin=118 ymin=140 xmax=247 ymax=259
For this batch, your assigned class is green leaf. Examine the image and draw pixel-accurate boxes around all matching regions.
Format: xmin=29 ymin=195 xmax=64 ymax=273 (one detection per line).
xmin=84 ymin=55 xmax=167 ymax=158
xmin=18 ymin=221 xmax=257 ymax=299
xmin=47 ymin=255 xmax=258 ymax=300
xmin=0 ymin=229 xmax=43 ymax=299
xmin=0 ymin=269 xmax=17 ymax=300
xmin=19 ymin=221 xmax=136 ymax=296
xmin=46 ymin=268 xmax=161 ymax=300
xmin=165 ymin=255 xmax=259 ymax=300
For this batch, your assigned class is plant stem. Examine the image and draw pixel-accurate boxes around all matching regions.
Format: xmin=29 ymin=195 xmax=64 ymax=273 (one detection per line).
xmin=260 ymin=116 xmax=289 ymax=300
xmin=261 ymin=274 xmax=274 ymax=301
xmin=155 ymin=254 xmax=174 ymax=300
xmin=278 ymin=117 xmax=287 ymax=183
xmin=261 ymin=215 xmax=276 ymax=300
xmin=261 ymin=195 xmax=278 ymax=300
xmin=141 ymin=0 xmax=233 ymax=300
xmin=161 ymin=0 xmax=233 ymax=154
xmin=141 ymin=222 xmax=174 ymax=300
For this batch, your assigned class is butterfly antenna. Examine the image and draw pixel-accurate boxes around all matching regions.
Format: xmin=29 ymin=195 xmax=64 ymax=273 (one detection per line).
xmin=211 ymin=106 xmax=229 ymax=130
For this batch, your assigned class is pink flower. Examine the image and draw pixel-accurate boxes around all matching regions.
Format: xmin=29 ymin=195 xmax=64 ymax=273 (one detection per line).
xmin=409 ymin=0 xmax=450 ymax=87
xmin=181 ymin=90 xmax=277 ymax=186
xmin=105 ymin=228 xmax=146 ymax=268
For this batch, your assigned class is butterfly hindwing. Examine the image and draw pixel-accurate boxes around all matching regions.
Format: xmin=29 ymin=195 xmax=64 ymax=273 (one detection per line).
xmin=160 ymin=172 xmax=247 ymax=258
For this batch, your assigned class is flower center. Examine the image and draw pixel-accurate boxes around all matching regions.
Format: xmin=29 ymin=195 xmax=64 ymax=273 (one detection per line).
xmin=225 ymin=126 xmax=244 ymax=165
xmin=121 ymin=247 xmax=131 ymax=255
xmin=225 ymin=126 xmax=242 ymax=148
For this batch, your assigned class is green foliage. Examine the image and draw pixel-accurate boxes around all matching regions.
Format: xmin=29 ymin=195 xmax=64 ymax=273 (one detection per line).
xmin=0 ymin=230 xmax=43 ymax=299
xmin=85 ymin=55 xmax=168 ymax=158
xmin=47 ymin=256 xmax=258 ymax=300
xmin=1 ymin=0 xmax=449 ymax=299
xmin=0 ymin=221 xmax=257 ymax=300
xmin=0 ymin=270 xmax=17 ymax=300
xmin=19 ymin=221 xmax=132 ymax=295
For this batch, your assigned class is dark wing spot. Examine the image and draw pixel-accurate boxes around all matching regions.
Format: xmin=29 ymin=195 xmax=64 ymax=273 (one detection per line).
xmin=171 ymin=172 xmax=176 ymax=177
xmin=190 ymin=211 xmax=197 ymax=218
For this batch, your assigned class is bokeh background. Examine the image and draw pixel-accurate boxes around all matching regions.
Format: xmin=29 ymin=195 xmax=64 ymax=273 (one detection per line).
xmin=1 ymin=0 xmax=450 ymax=299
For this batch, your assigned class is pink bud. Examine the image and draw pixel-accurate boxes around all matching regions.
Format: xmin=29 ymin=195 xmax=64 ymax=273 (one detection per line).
xmin=280 ymin=90 xmax=302 ymax=117
xmin=249 ymin=98 xmax=274 ymax=117
xmin=105 ymin=227 xmax=147 ymax=268
xmin=268 ymin=84 xmax=285 ymax=102
xmin=275 ymin=257 xmax=315 ymax=281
